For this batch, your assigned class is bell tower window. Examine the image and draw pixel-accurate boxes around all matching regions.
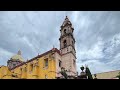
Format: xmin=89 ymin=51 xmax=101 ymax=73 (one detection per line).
xmin=63 ymin=40 xmax=67 ymax=48
xmin=64 ymin=29 xmax=66 ymax=34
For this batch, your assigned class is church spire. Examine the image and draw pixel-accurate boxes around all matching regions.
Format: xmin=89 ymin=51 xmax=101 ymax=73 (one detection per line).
xmin=61 ymin=16 xmax=72 ymax=27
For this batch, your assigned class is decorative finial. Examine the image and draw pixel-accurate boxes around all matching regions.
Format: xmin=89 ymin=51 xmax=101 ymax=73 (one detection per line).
xmin=17 ymin=50 xmax=21 ymax=55
xmin=80 ymin=65 xmax=84 ymax=71
xmin=65 ymin=16 xmax=68 ymax=20
xmin=94 ymin=74 xmax=97 ymax=79
xmin=94 ymin=74 xmax=97 ymax=77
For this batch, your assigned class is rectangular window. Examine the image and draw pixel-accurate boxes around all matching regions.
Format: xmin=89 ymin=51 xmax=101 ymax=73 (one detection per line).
xmin=30 ymin=64 xmax=33 ymax=72
xmin=20 ymin=68 xmax=22 ymax=73
xmin=24 ymin=67 xmax=27 ymax=72
xmin=44 ymin=58 xmax=48 ymax=67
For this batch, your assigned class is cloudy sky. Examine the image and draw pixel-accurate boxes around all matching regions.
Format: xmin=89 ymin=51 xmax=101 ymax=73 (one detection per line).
xmin=0 ymin=11 xmax=120 ymax=74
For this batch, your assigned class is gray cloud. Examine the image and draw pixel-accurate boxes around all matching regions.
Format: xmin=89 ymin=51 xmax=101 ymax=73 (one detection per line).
xmin=0 ymin=11 xmax=120 ymax=74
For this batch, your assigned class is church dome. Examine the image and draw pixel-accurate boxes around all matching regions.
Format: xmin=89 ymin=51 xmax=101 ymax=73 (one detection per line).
xmin=10 ymin=50 xmax=24 ymax=62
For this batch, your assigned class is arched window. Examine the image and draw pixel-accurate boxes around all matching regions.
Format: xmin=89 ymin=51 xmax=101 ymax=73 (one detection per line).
xmin=63 ymin=40 xmax=67 ymax=48
xmin=59 ymin=60 xmax=62 ymax=67
xmin=64 ymin=29 xmax=66 ymax=34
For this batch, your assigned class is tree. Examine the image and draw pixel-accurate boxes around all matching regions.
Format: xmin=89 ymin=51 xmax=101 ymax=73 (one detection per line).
xmin=116 ymin=72 xmax=120 ymax=79
xmin=60 ymin=67 xmax=68 ymax=79
xmin=85 ymin=66 xmax=93 ymax=79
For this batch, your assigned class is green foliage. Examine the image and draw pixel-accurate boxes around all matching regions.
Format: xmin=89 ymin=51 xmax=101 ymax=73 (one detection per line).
xmin=60 ymin=67 xmax=68 ymax=79
xmin=85 ymin=67 xmax=93 ymax=79
xmin=116 ymin=72 xmax=120 ymax=79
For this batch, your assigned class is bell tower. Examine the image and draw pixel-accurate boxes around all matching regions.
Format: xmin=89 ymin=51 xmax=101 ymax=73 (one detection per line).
xmin=59 ymin=16 xmax=76 ymax=76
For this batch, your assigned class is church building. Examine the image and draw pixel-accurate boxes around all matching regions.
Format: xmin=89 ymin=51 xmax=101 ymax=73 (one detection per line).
xmin=0 ymin=16 xmax=77 ymax=79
